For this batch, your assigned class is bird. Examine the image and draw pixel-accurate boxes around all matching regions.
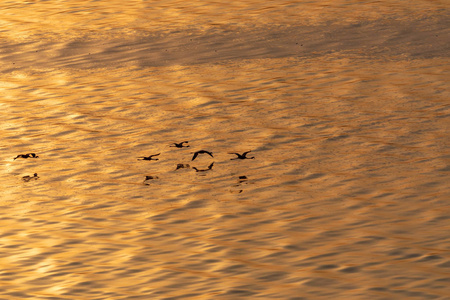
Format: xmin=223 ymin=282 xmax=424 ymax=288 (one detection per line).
xmin=191 ymin=150 xmax=213 ymax=161
xmin=14 ymin=153 xmax=39 ymax=160
xmin=23 ymin=173 xmax=39 ymax=182
xmin=192 ymin=162 xmax=214 ymax=172
xmin=137 ymin=153 xmax=160 ymax=161
xmin=229 ymin=151 xmax=255 ymax=160
xmin=170 ymin=141 xmax=190 ymax=148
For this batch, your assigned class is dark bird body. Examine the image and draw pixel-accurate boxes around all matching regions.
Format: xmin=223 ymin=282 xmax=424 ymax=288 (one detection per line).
xmin=170 ymin=141 xmax=189 ymax=148
xmin=138 ymin=153 xmax=160 ymax=161
xmin=230 ymin=151 xmax=255 ymax=160
xmin=14 ymin=153 xmax=39 ymax=160
xmin=23 ymin=173 xmax=39 ymax=182
xmin=191 ymin=150 xmax=213 ymax=161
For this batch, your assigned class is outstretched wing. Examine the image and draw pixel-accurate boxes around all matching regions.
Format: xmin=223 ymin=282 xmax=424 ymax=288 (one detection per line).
xmin=192 ymin=152 xmax=199 ymax=161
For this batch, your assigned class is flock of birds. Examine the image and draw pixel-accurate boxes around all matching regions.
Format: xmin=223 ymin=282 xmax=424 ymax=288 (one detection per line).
xmin=138 ymin=141 xmax=254 ymax=184
xmin=13 ymin=141 xmax=255 ymax=185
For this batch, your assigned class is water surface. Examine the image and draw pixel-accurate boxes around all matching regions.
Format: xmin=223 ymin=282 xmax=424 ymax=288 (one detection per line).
xmin=1 ymin=1 xmax=449 ymax=299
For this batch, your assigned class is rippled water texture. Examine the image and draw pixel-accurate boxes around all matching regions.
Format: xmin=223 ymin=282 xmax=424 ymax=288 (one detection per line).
xmin=1 ymin=1 xmax=449 ymax=299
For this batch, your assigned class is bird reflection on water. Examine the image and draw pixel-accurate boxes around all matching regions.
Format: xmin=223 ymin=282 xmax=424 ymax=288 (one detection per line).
xmin=229 ymin=151 xmax=255 ymax=160
xmin=143 ymin=175 xmax=159 ymax=185
xmin=22 ymin=173 xmax=39 ymax=182
xmin=230 ymin=175 xmax=249 ymax=194
xmin=175 ymin=163 xmax=190 ymax=170
xmin=238 ymin=175 xmax=248 ymax=183
xmin=192 ymin=162 xmax=214 ymax=172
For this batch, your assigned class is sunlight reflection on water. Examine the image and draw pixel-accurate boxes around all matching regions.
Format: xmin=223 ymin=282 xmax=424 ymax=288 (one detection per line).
xmin=0 ymin=1 xmax=449 ymax=299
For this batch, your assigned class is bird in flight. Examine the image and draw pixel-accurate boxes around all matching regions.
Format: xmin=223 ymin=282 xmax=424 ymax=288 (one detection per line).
xmin=191 ymin=150 xmax=213 ymax=161
xmin=14 ymin=153 xmax=39 ymax=160
xmin=170 ymin=141 xmax=190 ymax=148
xmin=229 ymin=151 xmax=255 ymax=160
xmin=137 ymin=153 xmax=160 ymax=161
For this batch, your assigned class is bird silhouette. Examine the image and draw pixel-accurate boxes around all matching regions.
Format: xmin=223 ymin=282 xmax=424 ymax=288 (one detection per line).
xmin=229 ymin=151 xmax=255 ymax=160
xmin=23 ymin=173 xmax=39 ymax=182
xmin=14 ymin=153 xmax=39 ymax=160
xmin=138 ymin=153 xmax=160 ymax=161
xmin=191 ymin=150 xmax=213 ymax=161
xmin=193 ymin=162 xmax=214 ymax=172
xmin=170 ymin=141 xmax=190 ymax=148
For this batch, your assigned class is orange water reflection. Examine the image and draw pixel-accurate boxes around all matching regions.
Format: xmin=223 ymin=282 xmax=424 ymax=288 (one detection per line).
xmin=0 ymin=1 xmax=449 ymax=299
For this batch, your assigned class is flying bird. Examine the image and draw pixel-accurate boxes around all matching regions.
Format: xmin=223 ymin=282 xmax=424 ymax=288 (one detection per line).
xmin=14 ymin=153 xmax=39 ymax=160
xmin=137 ymin=153 xmax=160 ymax=161
xmin=229 ymin=151 xmax=255 ymax=160
xmin=170 ymin=141 xmax=190 ymax=148
xmin=191 ymin=150 xmax=213 ymax=161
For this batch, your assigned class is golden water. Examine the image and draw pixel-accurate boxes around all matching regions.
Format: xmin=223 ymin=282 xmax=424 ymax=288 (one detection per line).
xmin=1 ymin=1 xmax=449 ymax=299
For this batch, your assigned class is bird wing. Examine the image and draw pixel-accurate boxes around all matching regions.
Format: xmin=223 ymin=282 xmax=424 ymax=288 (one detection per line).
xmin=192 ymin=152 xmax=199 ymax=161
xmin=243 ymin=151 xmax=252 ymax=156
